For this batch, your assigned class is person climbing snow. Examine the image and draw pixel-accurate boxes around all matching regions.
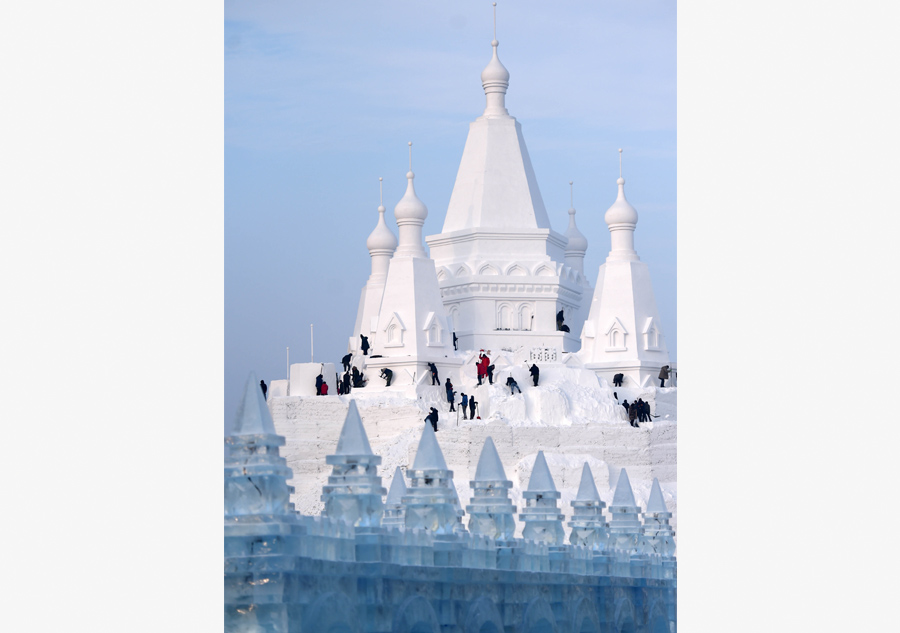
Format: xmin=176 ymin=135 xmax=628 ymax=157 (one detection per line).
xmin=506 ymin=375 xmax=521 ymax=394
xmin=469 ymin=396 xmax=477 ymax=420
xmin=445 ymin=378 xmax=455 ymax=412
xmin=341 ymin=353 xmax=352 ymax=372
xmin=360 ymin=334 xmax=370 ymax=356
xmin=315 ymin=373 xmax=324 ymax=396
xmin=486 ymin=363 xmax=495 ymax=385
xmin=556 ymin=308 xmax=565 ymax=331
xmin=259 ymin=380 xmax=267 ymax=400
xmin=529 ymin=363 xmax=540 ymax=387
xmin=476 ymin=351 xmax=486 ymax=386
xmin=460 ymin=393 xmax=468 ymax=419
xmin=613 ymin=373 xmax=624 ymax=387
xmin=452 ymin=332 xmax=458 ymax=351
xmin=380 ymin=368 xmax=393 ymax=387
xmin=428 ymin=362 xmax=439 ymax=385
xmin=425 ymin=407 xmax=439 ymax=432
xmin=658 ymin=365 xmax=669 ymax=388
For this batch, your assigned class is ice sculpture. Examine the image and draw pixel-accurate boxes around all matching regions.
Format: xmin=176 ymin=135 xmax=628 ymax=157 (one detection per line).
xmin=466 ymin=436 xmax=517 ymax=540
xmin=381 ymin=466 xmax=407 ymax=528
xmin=402 ymin=422 xmax=459 ymax=535
xmin=321 ymin=401 xmax=386 ymax=527
xmin=518 ymin=451 xmax=565 ymax=545
xmin=641 ymin=477 xmax=676 ymax=558
xmin=568 ymin=462 xmax=610 ymax=551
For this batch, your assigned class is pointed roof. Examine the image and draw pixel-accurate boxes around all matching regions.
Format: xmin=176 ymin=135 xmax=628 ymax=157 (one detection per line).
xmin=646 ymin=477 xmax=667 ymax=513
xmin=366 ymin=183 xmax=398 ymax=254
xmin=231 ymin=372 xmax=277 ymax=436
xmin=564 ymin=206 xmax=588 ymax=254
xmin=605 ymin=176 xmax=638 ymax=226
xmin=474 ymin=436 xmax=508 ymax=481
xmin=575 ymin=463 xmax=601 ymax=501
xmin=412 ymin=421 xmax=449 ymax=470
xmin=385 ymin=466 xmax=407 ymax=505
xmin=526 ymin=451 xmax=557 ymax=492
xmin=612 ymin=468 xmax=637 ymax=507
xmin=334 ymin=400 xmax=373 ymax=455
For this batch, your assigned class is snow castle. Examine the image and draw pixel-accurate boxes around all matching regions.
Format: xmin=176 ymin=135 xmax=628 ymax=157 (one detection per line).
xmin=239 ymin=7 xmax=676 ymax=631
xmin=225 ymin=374 xmax=676 ymax=632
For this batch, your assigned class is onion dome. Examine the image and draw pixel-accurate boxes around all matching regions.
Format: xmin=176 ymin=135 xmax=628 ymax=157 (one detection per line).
xmin=481 ymin=39 xmax=510 ymax=88
xmin=565 ymin=207 xmax=588 ymax=254
xmin=394 ymin=171 xmax=428 ymax=223
xmin=366 ymin=202 xmax=398 ymax=253
xmin=604 ymin=177 xmax=639 ymax=226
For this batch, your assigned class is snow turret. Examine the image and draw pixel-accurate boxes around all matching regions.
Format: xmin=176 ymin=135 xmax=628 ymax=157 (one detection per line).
xmin=393 ymin=143 xmax=428 ymax=258
xmin=481 ymin=3 xmax=509 ymax=118
xmin=366 ymin=177 xmax=398 ymax=279
xmin=403 ymin=423 xmax=459 ymax=535
xmin=321 ymin=401 xmax=386 ymax=527
xmin=518 ymin=451 xmax=565 ymax=545
xmin=563 ymin=181 xmax=588 ymax=275
xmin=225 ymin=372 xmax=293 ymax=517
xmin=607 ymin=468 xmax=643 ymax=553
xmin=567 ymin=463 xmax=609 ymax=551
xmin=466 ymin=437 xmax=517 ymax=540
xmin=604 ymin=150 xmax=639 ymax=262
xmin=641 ymin=478 xmax=675 ymax=557
xmin=381 ymin=466 xmax=407 ymax=529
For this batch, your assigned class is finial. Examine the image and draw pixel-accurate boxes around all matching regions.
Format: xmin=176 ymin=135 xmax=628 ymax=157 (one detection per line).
xmin=493 ymin=3 xmax=497 ymax=43
xmin=379 ymin=177 xmax=383 ymax=206
xmin=408 ymin=141 xmax=413 ymax=172
xmin=569 ymin=181 xmax=574 ymax=208
xmin=618 ymin=148 xmax=623 ymax=178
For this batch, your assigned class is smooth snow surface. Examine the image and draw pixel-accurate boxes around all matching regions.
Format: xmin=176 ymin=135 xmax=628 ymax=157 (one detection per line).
xmin=612 ymin=467 xmax=637 ymax=507
xmin=232 ymin=372 xmax=277 ymax=436
xmin=526 ymin=450 xmax=557 ymax=492
xmin=334 ymin=400 xmax=374 ymax=455
xmin=575 ymin=463 xmax=601 ymax=501
xmin=411 ymin=421 xmax=449 ymax=470
xmin=385 ymin=466 xmax=407 ymax=504
xmin=473 ymin=436 xmax=508 ymax=482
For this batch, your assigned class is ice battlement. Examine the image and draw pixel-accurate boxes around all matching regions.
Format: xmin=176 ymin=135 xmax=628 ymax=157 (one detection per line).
xmin=225 ymin=374 xmax=676 ymax=632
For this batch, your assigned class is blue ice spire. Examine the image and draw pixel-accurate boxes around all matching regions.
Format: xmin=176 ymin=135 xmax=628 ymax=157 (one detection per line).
xmin=608 ymin=468 xmax=643 ymax=553
xmin=466 ymin=437 xmax=517 ymax=540
xmin=518 ymin=451 xmax=565 ymax=545
xmin=568 ymin=462 xmax=609 ymax=550
xmin=641 ymin=478 xmax=675 ymax=557
xmin=382 ymin=466 xmax=407 ymax=529
xmin=403 ymin=423 xmax=458 ymax=535
xmin=321 ymin=401 xmax=385 ymax=527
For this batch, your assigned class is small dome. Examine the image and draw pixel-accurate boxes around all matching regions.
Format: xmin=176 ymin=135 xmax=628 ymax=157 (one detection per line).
xmin=481 ymin=41 xmax=510 ymax=87
xmin=394 ymin=171 xmax=428 ymax=222
xmin=604 ymin=177 xmax=638 ymax=226
xmin=366 ymin=204 xmax=398 ymax=253
xmin=564 ymin=207 xmax=588 ymax=253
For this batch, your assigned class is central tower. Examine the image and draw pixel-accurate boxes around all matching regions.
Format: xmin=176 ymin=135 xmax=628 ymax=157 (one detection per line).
xmin=425 ymin=8 xmax=588 ymax=356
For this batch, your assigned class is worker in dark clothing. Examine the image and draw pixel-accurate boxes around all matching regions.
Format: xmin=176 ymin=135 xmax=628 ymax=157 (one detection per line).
xmin=315 ymin=374 xmax=324 ymax=396
xmin=342 ymin=371 xmax=351 ymax=394
xmin=425 ymin=407 xmax=439 ymax=432
xmin=506 ymin=375 xmax=521 ymax=394
xmin=468 ymin=396 xmax=477 ymax=420
xmin=460 ymin=393 xmax=468 ymax=420
xmin=486 ymin=364 xmax=495 ymax=385
xmin=259 ymin=380 xmax=267 ymax=400
xmin=341 ymin=353 xmax=352 ymax=372
xmin=428 ymin=362 xmax=439 ymax=385
xmin=621 ymin=399 xmax=629 ymax=413
xmin=445 ymin=378 xmax=455 ymax=411
xmin=529 ymin=363 xmax=540 ymax=387
xmin=453 ymin=332 xmax=458 ymax=351
xmin=556 ymin=309 xmax=565 ymax=331
xmin=658 ymin=365 xmax=670 ymax=388
xmin=351 ymin=366 xmax=365 ymax=388
xmin=360 ymin=334 xmax=370 ymax=356
xmin=613 ymin=392 xmax=618 ymax=401
xmin=613 ymin=373 xmax=624 ymax=387
xmin=380 ymin=368 xmax=393 ymax=387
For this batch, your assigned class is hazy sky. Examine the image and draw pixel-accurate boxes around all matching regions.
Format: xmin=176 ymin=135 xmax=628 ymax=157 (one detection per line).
xmin=225 ymin=0 xmax=676 ymax=424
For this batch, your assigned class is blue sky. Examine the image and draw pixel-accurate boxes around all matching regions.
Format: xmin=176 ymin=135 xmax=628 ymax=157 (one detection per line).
xmin=225 ymin=1 xmax=676 ymax=423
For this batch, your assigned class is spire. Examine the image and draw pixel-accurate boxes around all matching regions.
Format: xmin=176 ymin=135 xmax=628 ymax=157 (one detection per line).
xmin=646 ymin=477 xmax=667 ymax=513
xmin=386 ymin=466 xmax=407 ymax=505
xmin=393 ymin=142 xmax=429 ymax=257
xmin=366 ymin=176 xmax=398 ymax=259
xmin=231 ymin=371 xmax=277 ymax=436
xmin=564 ymin=180 xmax=588 ymax=273
xmin=474 ymin=436 xmax=508 ymax=481
xmin=575 ymin=462 xmax=601 ymax=501
xmin=480 ymin=3 xmax=510 ymax=117
xmin=334 ymin=400 xmax=373 ymax=455
xmin=526 ymin=451 xmax=557 ymax=492
xmin=604 ymin=149 xmax=639 ymax=261
xmin=411 ymin=421 xmax=449 ymax=471
xmin=612 ymin=468 xmax=637 ymax=507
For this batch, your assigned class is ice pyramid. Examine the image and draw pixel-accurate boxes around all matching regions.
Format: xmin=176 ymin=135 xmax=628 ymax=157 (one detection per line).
xmin=641 ymin=477 xmax=675 ymax=557
xmin=321 ymin=401 xmax=385 ymax=527
xmin=403 ymin=423 xmax=458 ymax=535
xmin=519 ymin=451 xmax=565 ymax=545
xmin=608 ymin=468 xmax=643 ymax=553
xmin=467 ymin=437 xmax=517 ymax=540
xmin=568 ymin=463 xmax=609 ymax=550
xmin=382 ymin=466 xmax=407 ymax=529
xmin=231 ymin=371 xmax=277 ymax=436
